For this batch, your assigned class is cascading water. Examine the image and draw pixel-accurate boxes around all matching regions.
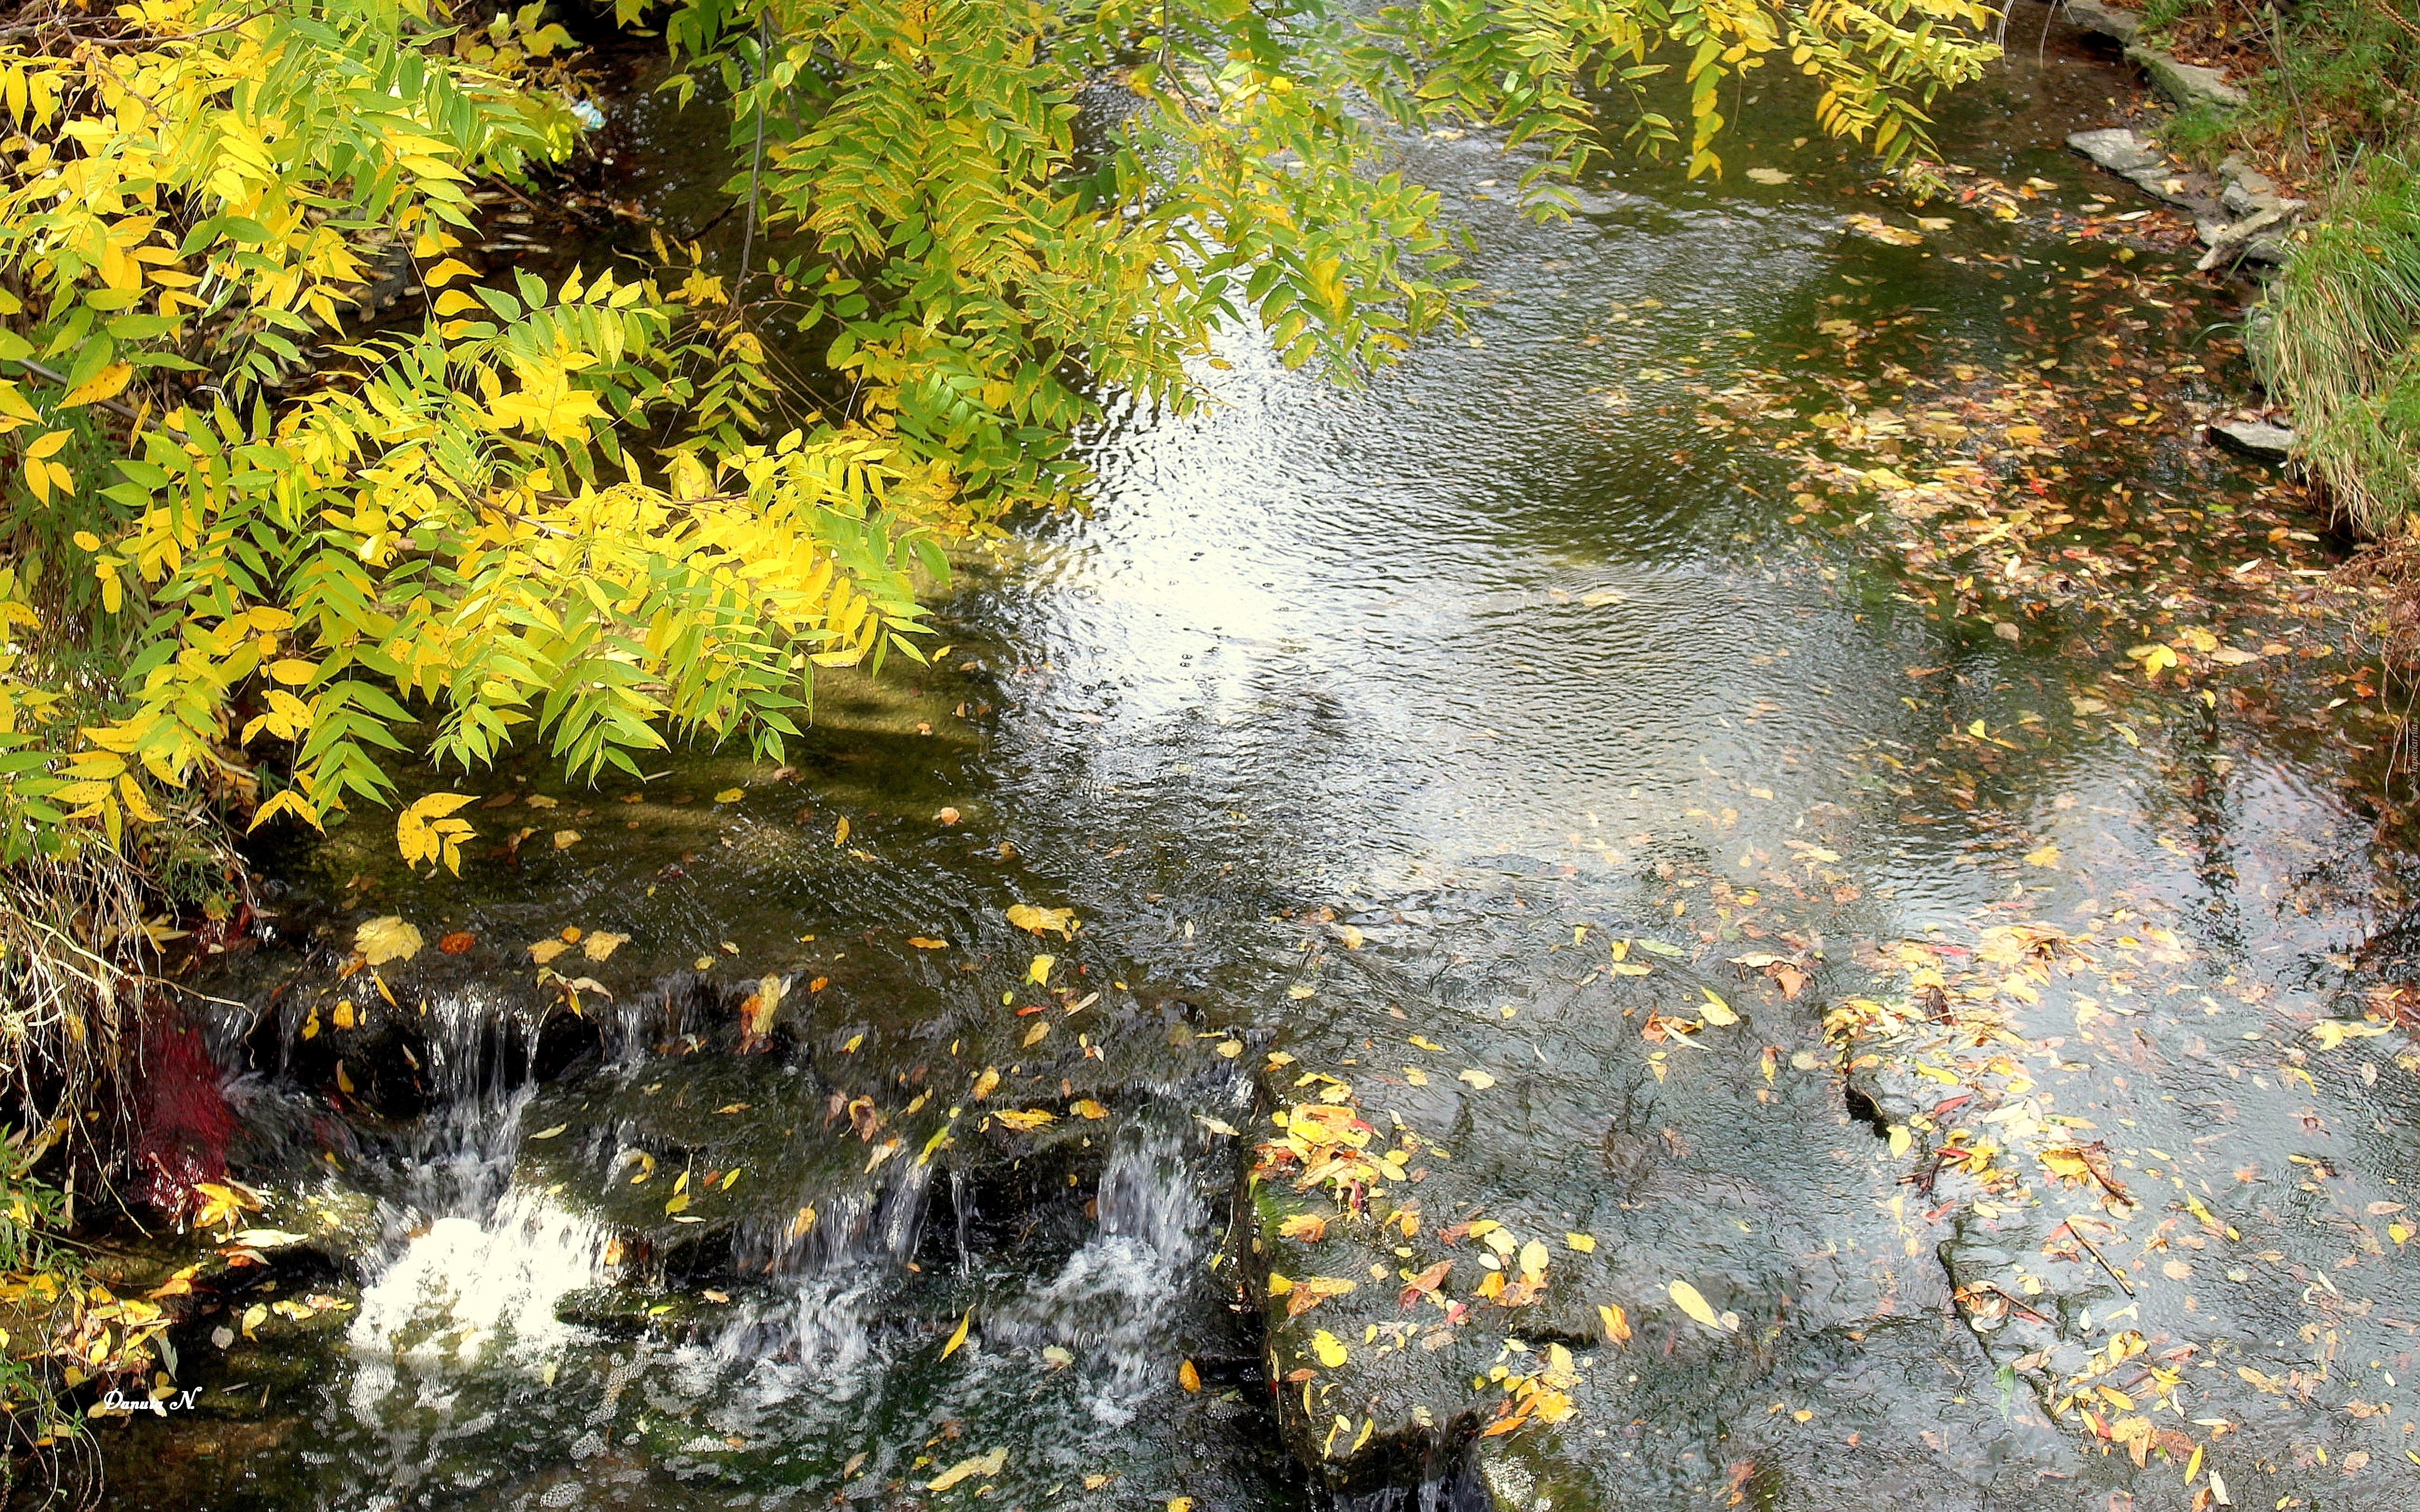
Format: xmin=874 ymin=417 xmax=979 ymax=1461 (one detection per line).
xmin=343 ymin=992 xmax=607 ymax=1376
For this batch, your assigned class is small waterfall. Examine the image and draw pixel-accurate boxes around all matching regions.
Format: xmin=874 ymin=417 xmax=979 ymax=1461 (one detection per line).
xmin=343 ymin=991 xmax=606 ymax=1375
xmin=996 ymin=1118 xmax=1203 ymax=1425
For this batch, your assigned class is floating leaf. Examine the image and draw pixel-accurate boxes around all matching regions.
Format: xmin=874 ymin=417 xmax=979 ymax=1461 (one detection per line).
xmin=553 ymin=829 xmax=581 ymax=850
xmin=908 ymin=936 xmax=949 ymax=950
xmin=994 ymin=1108 xmax=1054 ymax=1131
xmin=925 ymin=1446 xmax=1004 ymax=1490
xmin=1070 ymin=1099 xmax=1109 ymax=1119
xmin=1007 ymin=903 xmax=1076 ymax=937
xmin=355 ymin=916 xmax=422 ymax=966
xmin=529 ymin=1124 xmax=568 ymax=1140
xmin=1745 ymin=167 xmax=1792 ymax=184
xmin=1178 ymin=1358 xmax=1201 ymax=1392
xmin=1599 ymin=1302 xmax=1632 ymax=1343
xmin=1310 ymin=1329 xmax=1348 ymax=1367
xmin=1668 ymin=1279 xmax=1727 ymax=1330
xmin=529 ymin=938 xmax=570 ymax=964
xmin=940 ymin=1310 xmax=972 ymax=1361
xmin=437 ymin=930 xmax=476 ymax=954
xmin=1697 ymin=988 xmax=1738 ymax=1026
xmin=714 ymin=787 xmax=744 ymax=803
xmin=1457 ymin=1068 xmax=1496 ymax=1090
xmin=583 ymin=931 xmax=628 ymax=961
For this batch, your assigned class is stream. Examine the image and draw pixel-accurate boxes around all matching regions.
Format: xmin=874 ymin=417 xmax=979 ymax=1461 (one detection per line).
xmin=77 ymin=11 xmax=2420 ymax=1512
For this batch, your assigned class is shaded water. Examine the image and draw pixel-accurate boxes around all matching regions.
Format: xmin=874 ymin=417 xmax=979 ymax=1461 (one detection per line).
xmin=85 ymin=12 xmax=2420 ymax=1512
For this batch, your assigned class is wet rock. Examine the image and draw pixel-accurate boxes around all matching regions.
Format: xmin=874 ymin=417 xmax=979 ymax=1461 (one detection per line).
xmin=1245 ymin=955 xmax=2016 ymax=1503
xmin=2066 ymin=128 xmax=2162 ymax=177
xmin=2061 ymin=0 xmax=2141 ymax=44
xmin=2125 ymin=44 xmax=2248 ymax=111
xmin=2207 ymin=417 xmax=2297 ymax=461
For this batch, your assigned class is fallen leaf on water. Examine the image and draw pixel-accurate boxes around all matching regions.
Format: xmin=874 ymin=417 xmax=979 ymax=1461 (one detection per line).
xmin=940 ymin=1310 xmax=972 ymax=1361
xmin=529 ymin=1124 xmax=568 ymax=1140
xmin=935 ymin=806 xmax=961 ymax=825
xmin=1311 ymin=1329 xmax=1349 ymax=1367
xmin=971 ymin=1067 xmax=1001 ymax=1100
xmin=528 ymin=938 xmax=570 ymax=964
xmin=553 ymin=829 xmax=580 ymax=850
xmin=331 ymin=999 xmax=356 ymax=1030
xmin=908 ymin=936 xmax=949 ymax=950
xmin=1599 ymin=1302 xmax=1632 ymax=1343
xmin=356 ymin=916 xmax=423 ymax=966
xmin=1566 ymin=1232 xmax=1597 ymax=1253
xmin=925 ymin=1446 xmax=1004 ymax=1491
xmin=834 ymin=816 xmax=851 ymax=846
xmin=1746 ymin=167 xmax=1790 ymax=184
xmin=1006 ymin=902 xmax=1076 ymax=937
xmin=2024 ymin=844 xmax=2061 ymax=869
xmin=525 ymin=794 xmax=559 ymax=809
xmin=1070 ymin=1099 xmax=1109 ymax=1119
xmin=1042 ymin=1345 xmax=1073 ymax=1369
xmin=1169 ymin=1500 xmax=1193 ymax=1512
xmin=1178 ymin=1358 xmax=1201 ymax=1392
xmin=1217 ymin=1040 xmax=1244 ymax=1058
xmin=1399 ymin=1259 xmax=1452 ymax=1306
xmin=437 ymin=931 xmax=476 ymax=954
xmin=1026 ymin=953 xmax=1055 ymax=983
xmin=1287 ymin=983 xmax=1316 ymax=999
xmin=1458 ymin=1068 xmax=1496 ymax=1089
xmin=1668 ymin=1279 xmax=1728 ymax=1331
xmin=1287 ymin=1276 xmax=1358 ymax=1317
xmin=583 ymin=931 xmax=628 ymax=961
xmin=1843 ymin=213 xmax=1923 ymax=246
xmin=1697 ymin=988 xmax=1738 ymax=1026
xmin=1279 ymin=1212 xmax=1329 ymax=1242
xmin=714 ymin=788 xmax=744 ymax=803
xmin=1022 ymin=1022 xmax=1050 ymax=1047
xmin=994 ymin=1108 xmax=1054 ymax=1130
xmin=1196 ymin=1114 xmax=1240 ymax=1136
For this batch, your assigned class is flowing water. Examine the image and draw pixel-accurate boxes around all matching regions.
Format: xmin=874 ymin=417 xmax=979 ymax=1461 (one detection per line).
xmin=79 ymin=13 xmax=2420 ymax=1512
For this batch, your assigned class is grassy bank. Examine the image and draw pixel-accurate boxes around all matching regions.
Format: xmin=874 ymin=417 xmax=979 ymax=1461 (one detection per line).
xmin=2128 ymin=1 xmax=2420 ymax=533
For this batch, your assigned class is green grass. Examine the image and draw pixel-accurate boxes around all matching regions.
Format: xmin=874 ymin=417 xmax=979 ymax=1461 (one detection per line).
xmin=2258 ymin=153 xmax=2420 ymax=532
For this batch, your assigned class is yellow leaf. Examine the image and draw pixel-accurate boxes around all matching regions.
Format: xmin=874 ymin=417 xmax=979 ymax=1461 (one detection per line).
xmin=582 ymin=931 xmax=628 ymax=961
xmin=925 ymin=1446 xmax=1005 ymax=1490
xmin=354 ymin=916 xmax=422 ymax=966
xmin=25 ymin=430 xmax=69 ymax=462
xmin=331 ymin=999 xmax=355 ymax=1030
xmin=1566 ymin=1232 xmax=1596 ymax=1253
xmin=553 ymin=829 xmax=580 ymax=849
xmin=1311 ymin=1329 xmax=1348 ymax=1367
xmin=1457 ymin=1068 xmax=1496 ymax=1090
xmin=1599 ymin=1302 xmax=1632 ymax=1343
xmin=61 ymin=362 xmax=133 ymax=408
xmin=714 ymin=787 xmax=744 ymax=803
xmin=2024 ymin=843 xmax=2061 ymax=868
xmin=1178 ymin=1358 xmax=1201 ymax=1392
xmin=994 ymin=1108 xmax=1054 ymax=1130
xmin=1070 ymin=1099 xmax=1108 ymax=1119
xmin=1007 ymin=903 xmax=1076 ymax=938
xmin=1026 ymin=953 xmax=1055 ymax=983
xmin=1668 ymin=1279 xmax=1725 ymax=1330
xmin=1697 ymin=988 xmax=1738 ymax=1026
xmin=940 ymin=1310 xmax=971 ymax=1361
xmin=396 ymin=793 xmax=477 ymax=875
xmin=971 ymin=1067 xmax=1000 ymax=1100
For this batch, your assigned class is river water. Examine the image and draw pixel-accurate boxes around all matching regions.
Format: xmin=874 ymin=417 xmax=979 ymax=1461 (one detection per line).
xmin=83 ymin=13 xmax=2420 ymax=1512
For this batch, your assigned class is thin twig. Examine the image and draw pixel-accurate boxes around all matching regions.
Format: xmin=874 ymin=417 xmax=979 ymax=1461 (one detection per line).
xmin=2054 ymin=1217 xmax=2136 ymax=1295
